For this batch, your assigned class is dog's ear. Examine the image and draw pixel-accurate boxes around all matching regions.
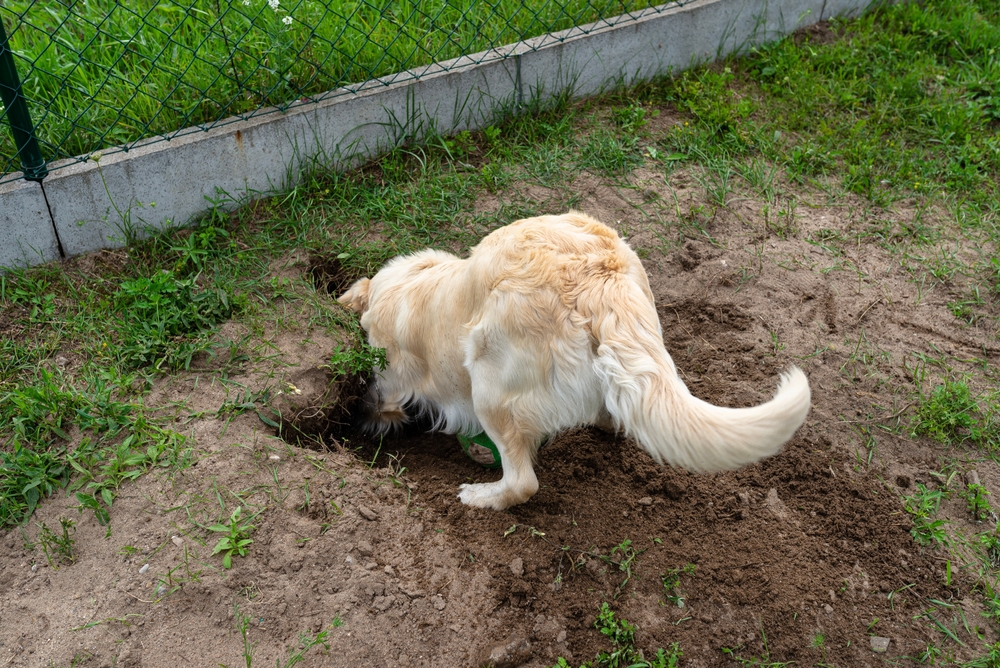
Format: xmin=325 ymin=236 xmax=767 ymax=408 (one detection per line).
xmin=338 ymin=277 xmax=371 ymax=313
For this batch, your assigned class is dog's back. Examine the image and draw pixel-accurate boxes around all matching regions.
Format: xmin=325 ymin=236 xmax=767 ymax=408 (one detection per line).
xmin=464 ymin=211 xmax=810 ymax=472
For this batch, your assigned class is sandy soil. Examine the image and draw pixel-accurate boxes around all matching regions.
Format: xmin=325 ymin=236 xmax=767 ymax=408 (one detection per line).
xmin=2 ymin=158 xmax=998 ymax=667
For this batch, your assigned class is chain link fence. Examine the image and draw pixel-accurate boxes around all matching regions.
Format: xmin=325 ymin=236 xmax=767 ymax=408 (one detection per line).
xmin=0 ymin=0 xmax=687 ymax=185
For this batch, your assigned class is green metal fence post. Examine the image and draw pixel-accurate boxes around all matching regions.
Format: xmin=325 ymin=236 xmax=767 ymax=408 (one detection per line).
xmin=0 ymin=16 xmax=47 ymax=181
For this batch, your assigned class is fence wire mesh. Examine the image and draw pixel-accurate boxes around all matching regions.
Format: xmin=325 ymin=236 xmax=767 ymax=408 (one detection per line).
xmin=0 ymin=0 xmax=683 ymax=185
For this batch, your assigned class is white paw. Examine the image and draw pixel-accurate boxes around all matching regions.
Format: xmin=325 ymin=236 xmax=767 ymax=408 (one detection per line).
xmin=457 ymin=482 xmax=509 ymax=510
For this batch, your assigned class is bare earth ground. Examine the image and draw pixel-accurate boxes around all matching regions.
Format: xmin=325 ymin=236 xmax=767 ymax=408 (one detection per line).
xmin=3 ymin=138 xmax=1000 ymax=666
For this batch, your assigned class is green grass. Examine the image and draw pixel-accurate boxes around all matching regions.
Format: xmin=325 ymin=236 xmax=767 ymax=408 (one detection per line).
xmin=648 ymin=0 xmax=1000 ymax=208
xmin=911 ymin=380 xmax=999 ymax=450
xmin=36 ymin=516 xmax=76 ymax=568
xmin=0 ymin=0 xmax=663 ymax=174
xmin=904 ymin=481 xmax=951 ymax=547
xmin=661 ymin=563 xmax=696 ymax=608
xmin=551 ymin=603 xmax=682 ymax=668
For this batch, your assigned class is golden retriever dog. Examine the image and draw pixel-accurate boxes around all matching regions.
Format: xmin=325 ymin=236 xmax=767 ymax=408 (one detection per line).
xmin=339 ymin=212 xmax=811 ymax=510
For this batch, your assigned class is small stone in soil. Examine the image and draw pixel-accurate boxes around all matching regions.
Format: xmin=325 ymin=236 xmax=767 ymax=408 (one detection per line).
xmin=358 ymin=506 xmax=378 ymax=521
xmin=510 ymin=557 xmax=524 ymax=577
xmin=637 ymin=497 xmax=653 ymax=506
xmin=870 ymin=636 xmax=890 ymax=653
xmin=480 ymin=636 xmax=532 ymax=668
xmin=823 ymin=604 xmax=833 ymax=614
xmin=139 ymin=564 xmax=149 ymax=574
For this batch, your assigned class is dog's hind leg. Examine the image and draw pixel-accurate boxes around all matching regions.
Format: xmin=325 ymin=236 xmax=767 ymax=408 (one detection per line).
xmin=457 ymin=410 xmax=542 ymax=510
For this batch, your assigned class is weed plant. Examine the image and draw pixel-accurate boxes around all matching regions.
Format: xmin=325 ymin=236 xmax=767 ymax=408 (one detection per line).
xmin=551 ymin=603 xmax=681 ymax=668
xmin=912 ymin=381 xmax=999 ymax=449
xmin=37 ymin=517 xmax=76 ymax=568
xmin=661 ymin=563 xmax=697 ymax=608
xmin=209 ymin=506 xmax=257 ymax=569
xmin=904 ymin=482 xmax=951 ymax=547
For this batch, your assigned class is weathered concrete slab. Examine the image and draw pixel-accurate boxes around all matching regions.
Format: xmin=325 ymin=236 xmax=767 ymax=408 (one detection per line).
xmin=822 ymin=0 xmax=875 ymax=20
xmin=517 ymin=0 xmax=830 ymax=101
xmin=0 ymin=177 xmax=60 ymax=269
xmin=43 ymin=55 xmax=518 ymax=257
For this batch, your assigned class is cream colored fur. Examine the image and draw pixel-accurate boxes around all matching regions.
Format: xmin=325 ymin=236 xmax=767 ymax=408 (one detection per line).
xmin=339 ymin=212 xmax=811 ymax=510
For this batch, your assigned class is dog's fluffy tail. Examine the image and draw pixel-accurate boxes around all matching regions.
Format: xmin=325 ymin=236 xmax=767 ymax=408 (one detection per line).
xmin=590 ymin=279 xmax=811 ymax=473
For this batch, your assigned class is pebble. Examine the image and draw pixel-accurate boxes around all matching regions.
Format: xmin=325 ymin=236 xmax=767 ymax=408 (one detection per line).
xmin=510 ymin=557 xmax=524 ymax=578
xmin=967 ymin=470 xmax=981 ymax=487
xmin=823 ymin=604 xmax=833 ymax=614
xmin=433 ymin=596 xmax=447 ymax=611
xmin=637 ymin=497 xmax=653 ymax=506
xmin=400 ymin=585 xmax=425 ymax=599
xmin=870 ymin=636 xmax=890 ymax=653
xmin=480 ymin=636 xmax=532 ymax=668
xmin=358 ymin=506 xmax=378 ymax=521
xmin=269 ymin=454 xmax=281 ymax=461
xmin=171 ymin=535 xmax=184 ymax=548
xmin=30 ymin=564 xmax=38 ymax=573
xmin=357 ymin=541 xmax=374 ymax=557
xmin=138 ymin=564 xmax=149 ymax=575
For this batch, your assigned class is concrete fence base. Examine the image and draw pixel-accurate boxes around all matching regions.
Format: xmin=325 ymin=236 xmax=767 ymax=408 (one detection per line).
xmin=0 ymin=0 xmax=873 ymax=270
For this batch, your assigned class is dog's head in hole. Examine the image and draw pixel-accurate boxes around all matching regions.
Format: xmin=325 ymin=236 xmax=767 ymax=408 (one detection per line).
xmin=339 ymin=212 xmax=810 ymax=510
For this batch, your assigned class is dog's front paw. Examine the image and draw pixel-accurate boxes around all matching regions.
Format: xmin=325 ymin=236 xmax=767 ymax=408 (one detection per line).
xmin=458 ymin=482 xmax=511 ymax=510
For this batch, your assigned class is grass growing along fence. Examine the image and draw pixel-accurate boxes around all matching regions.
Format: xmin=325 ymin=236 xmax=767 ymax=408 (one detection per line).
xmin=0 ymin=0 xmax=668 ymax=181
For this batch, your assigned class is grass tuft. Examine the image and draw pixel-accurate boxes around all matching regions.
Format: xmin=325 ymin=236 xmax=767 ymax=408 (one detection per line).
xmin=911 ymin=381 xmax=998 ymax=449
